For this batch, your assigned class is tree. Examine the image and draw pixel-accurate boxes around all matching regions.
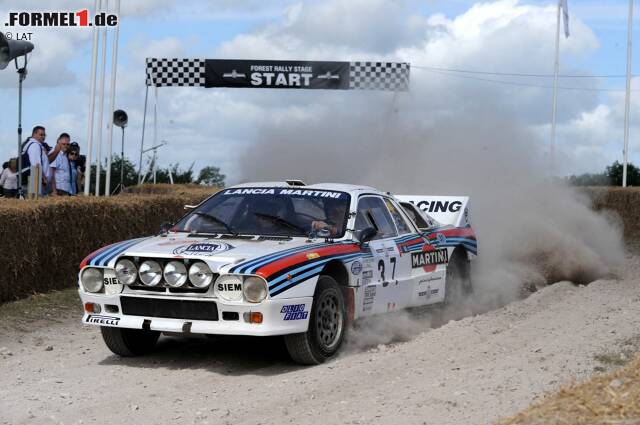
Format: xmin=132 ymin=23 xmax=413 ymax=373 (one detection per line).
xmin=566 ymin=160 xmax=640 ymax=186
xmin=197 ymin=166 xmax=225 ymax=187
xmin=605 ymin=161 xmax=640 ymax=186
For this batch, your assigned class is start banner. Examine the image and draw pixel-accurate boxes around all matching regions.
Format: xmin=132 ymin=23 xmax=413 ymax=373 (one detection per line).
xmin=145 ymin=58 xmax=410 ymax=92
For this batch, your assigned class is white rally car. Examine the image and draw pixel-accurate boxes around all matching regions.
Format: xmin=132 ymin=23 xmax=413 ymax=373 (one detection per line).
xmin=78 ymin=182 xmax=477 ymax=364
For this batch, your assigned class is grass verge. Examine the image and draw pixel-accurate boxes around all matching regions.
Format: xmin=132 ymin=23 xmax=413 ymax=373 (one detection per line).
xmin=0 ymin=288 xmax=81 ymax=334
xmin=498 ymin=350 xmax=640 ymax=425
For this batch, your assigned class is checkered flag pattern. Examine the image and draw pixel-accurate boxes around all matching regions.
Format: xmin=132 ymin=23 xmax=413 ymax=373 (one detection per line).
xmin=349 ymin=62 xmax=410 ymax=91
xmin=145 ymin=58 xmax=205 ymax=87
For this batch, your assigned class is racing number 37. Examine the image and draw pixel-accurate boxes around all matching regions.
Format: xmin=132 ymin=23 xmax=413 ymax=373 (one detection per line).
xmin=378 ymin=257 xmax=397 ymax=287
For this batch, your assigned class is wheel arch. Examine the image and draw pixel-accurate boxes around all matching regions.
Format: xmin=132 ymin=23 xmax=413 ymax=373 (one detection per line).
xmin=320 ymin=259 xmax=349 ymax=286
xmin=319 ymin=259 xmax=354 ymax=323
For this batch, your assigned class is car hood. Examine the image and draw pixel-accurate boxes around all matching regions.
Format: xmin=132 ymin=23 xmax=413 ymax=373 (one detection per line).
xmin=81 ymin=234 xmax=345 ymax=274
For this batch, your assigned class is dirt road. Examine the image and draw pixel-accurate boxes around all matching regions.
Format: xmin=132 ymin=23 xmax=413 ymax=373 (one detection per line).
xmin=1 ymin=255 xmax=639 ymax=425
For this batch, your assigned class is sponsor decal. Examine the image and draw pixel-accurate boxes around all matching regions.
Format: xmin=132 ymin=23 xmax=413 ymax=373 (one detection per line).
xmin=281 ymin=304 xmax=308 ymax=321
xmin=217 ymin=282 xmax=242 ymax=291
xmin=223 ymin=188 xmax=345 ymax=198
xmin=414 ymin=200 xmax=462 ymax=213
xmin=306 ymin=252 xmax=320 ymax=260
xmin=419 ymin=276 xmax=443 ymax=284
xmin=173 ymin=242 xmax=233 ymax=256
xmin=387 ymin=302 xmax=396 ymax=311
xmin=351 ymin=261 xmax=363 ymax=275
xmin=464 ymin=208 xmax=470 ymax=224
xmin=362 ymin=270 xmax=373 ymax=279
xmin=103 ymin=269 xmax=123 ymax=296
xmin=411 ymin=249 xmax=449 ymax=268
xmin=86 ymin=315 xmax=119 ymax=325
xmin=436 ymin=233 xmax=447 ymax=245
xmin=363 ymin=285 xmax=376 ymax=311
xmin=418 ymin=289 xmax=439 ymax=298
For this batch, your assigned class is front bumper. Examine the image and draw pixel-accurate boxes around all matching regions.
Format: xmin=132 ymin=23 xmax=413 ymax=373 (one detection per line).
xmin=79 ymin=292 xmax=313 ymax=337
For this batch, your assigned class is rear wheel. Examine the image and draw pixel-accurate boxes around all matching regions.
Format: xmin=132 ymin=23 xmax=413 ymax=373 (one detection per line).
xmin=100 ymin=326 xmax=160 ymax=357
xmin=284 ymin=276 xmax=346 ymax=365
xmin=444 ymin=249 xmax=472 ymax=308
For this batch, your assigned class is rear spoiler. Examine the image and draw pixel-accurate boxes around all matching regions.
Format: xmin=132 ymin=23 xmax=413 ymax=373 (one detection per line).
xmin=395 ymin=195 xmax=471 ymax=227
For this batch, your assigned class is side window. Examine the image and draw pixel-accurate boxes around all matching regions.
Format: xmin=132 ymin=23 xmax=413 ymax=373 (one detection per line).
xmin=385 ymin=199 xmax=413 ymax=235
xmin=355 ymin=196 xmax=398 ymax=240
xmin=400 ymin=202 xmax=436 ymax=230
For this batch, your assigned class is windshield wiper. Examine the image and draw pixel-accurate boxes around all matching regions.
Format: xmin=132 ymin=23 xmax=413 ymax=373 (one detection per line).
xmin=253 ymin=213 xmax=308 ymax=236
xmin=193 ymin=211 xmax=238 ymax=236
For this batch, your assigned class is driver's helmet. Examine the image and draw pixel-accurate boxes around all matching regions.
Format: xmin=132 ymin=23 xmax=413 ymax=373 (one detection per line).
xmin=323 ymin=198 xmax=346 ymax=224
xmin=252 ymin=198 xmax=286 ymax=217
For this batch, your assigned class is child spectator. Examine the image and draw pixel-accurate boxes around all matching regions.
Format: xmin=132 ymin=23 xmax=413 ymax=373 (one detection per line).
xmin=68 ymin=144 xmax=80 ymax=195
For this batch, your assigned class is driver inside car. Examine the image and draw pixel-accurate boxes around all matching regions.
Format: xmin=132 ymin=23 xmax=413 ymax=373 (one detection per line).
xmin=311 ymin=201 xmax=347 ymax=237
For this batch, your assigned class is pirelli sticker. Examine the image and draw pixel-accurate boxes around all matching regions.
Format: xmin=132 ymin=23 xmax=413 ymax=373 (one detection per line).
xmin=411 ymin=249 xmax=449 ymax=268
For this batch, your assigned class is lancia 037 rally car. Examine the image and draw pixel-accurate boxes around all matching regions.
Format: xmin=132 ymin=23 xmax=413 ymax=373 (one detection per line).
xmin=78 ymin=182 xmax=477 ymax=364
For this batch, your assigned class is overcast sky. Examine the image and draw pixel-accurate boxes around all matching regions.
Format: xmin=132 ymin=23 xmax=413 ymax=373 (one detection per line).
xmin=0 ymin=0 xmax=638 ymax=184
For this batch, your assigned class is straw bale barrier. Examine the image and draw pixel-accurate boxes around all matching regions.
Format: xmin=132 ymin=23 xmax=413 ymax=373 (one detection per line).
xmin=0 ymin=187 xmax=215 ymax=303
xmin=0 ymin=185 xmax=638 ymax=303
xmin=579 ymin=186 xmax=640 ymax=239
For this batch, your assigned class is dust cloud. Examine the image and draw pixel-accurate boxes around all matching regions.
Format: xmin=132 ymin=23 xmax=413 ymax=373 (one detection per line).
xmin=238 ymin=91 xmax=625 ymax=346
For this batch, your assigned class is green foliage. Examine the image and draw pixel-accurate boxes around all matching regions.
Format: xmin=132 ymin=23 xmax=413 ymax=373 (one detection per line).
xmin=85 ymin=156 xmax=222 ymax=194
xmin=567 ymin=160 xmax=640 ymax=187
xmin=197 ymin=166 xmax=226 ymax=187
xmin=605 ymin=161 xmax=640 ymax=186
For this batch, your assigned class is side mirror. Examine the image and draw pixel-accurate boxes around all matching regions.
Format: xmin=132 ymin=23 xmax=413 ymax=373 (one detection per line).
xmin=159 ymin=221 xmax=173 ymax=235
xmin=317 ymin=228 xmax=331 ymax=238
xmin=355 ymin=227 xmax=377 ymax=244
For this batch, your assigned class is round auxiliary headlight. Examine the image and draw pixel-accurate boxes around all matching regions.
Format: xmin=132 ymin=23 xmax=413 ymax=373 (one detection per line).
xmin=188 ymin=262 xmax=214 ymax=288
xmin=81 ymin=268 xmax=104 ymax=293
xmin=139 ymin=260 xmax=162 ymax=286
xmin=115 ymin=259 xmax=137 ymax=285
xmin=243 ymin=276 xmax=268 ymax=303
xmin=164 ymin=261 xmax=188 ymax=287
xmin=214 ymin=274 xmax=244 ymax=301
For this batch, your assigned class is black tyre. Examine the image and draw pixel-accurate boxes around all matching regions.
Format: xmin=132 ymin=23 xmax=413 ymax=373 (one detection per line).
xmin=444 ymin=249 xmax=472 ymax=308
xmin=100 ymin=326 xmax=160 ymax=357
xmin=284 ymin=276 xmax=346 ymax=365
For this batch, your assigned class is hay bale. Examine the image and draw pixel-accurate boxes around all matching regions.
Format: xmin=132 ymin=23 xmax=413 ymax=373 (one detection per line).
xmin=0 ymin=188 xmax=214 ymax=303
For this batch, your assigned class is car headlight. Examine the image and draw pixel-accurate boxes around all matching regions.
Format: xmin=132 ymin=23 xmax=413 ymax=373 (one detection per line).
xmin=115 ymin=259 xmax=137 ymax=285
xmin=164 ymin=261 xmax=187 ymax=287
xmin=243 ymin=276 xmax=268 ymax=303
xmin=188 ymin=261 xmax=214 ymax=288
xmin=139 ymin=260 xmax=162 ymax=286
xmin=81 ymin=268 xmax=104 ymax=293
xmin=214 ymin=274 xmax=243 ymax=301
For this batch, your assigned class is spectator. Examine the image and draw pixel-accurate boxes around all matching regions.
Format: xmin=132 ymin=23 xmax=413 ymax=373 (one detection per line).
xmin=69 ymin=142 xmax=85 ymax=194
xmin=0 ymin=158 xmax=18 ymax=198
xmin=21 ymin=125 xmax=49 ymax=195
xmin=49 ymin=133 xmax=72 ymax=196
xmin=68 ymin=143 xmax=80 ymax=195
xmin=0 ymin=161 xmax=8 ymax=197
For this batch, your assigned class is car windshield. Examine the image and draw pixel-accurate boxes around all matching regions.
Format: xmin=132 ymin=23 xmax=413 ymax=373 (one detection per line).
xmin=174 ymin=187 xmax=352 ymax=238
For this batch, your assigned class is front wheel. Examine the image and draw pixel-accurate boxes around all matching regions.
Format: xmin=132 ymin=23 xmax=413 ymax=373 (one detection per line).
xmin=284 ymin=276 xmax=346 ymax=365
xmin=100 ymin=326 xmax=160 ymax=357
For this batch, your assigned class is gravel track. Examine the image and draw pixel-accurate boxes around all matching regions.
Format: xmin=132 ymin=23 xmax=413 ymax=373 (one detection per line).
xmin=1 ymin=254 xmax=639 ymax=425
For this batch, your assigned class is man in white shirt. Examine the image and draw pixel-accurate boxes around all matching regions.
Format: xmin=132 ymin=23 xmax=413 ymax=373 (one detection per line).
xmin=50 ymin=133 xmax=72 ymax=196
xmin=21 ymin=125 xmax=49 ymax=195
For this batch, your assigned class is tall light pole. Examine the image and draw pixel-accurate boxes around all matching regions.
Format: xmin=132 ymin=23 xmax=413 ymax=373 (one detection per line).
xmin=85 ymin=0 xmax=101 ymax=195
xmin=0 ymin=32 xmax=34 ymax=199
xmin=623 ymin=0 xmax=634 ymax=187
